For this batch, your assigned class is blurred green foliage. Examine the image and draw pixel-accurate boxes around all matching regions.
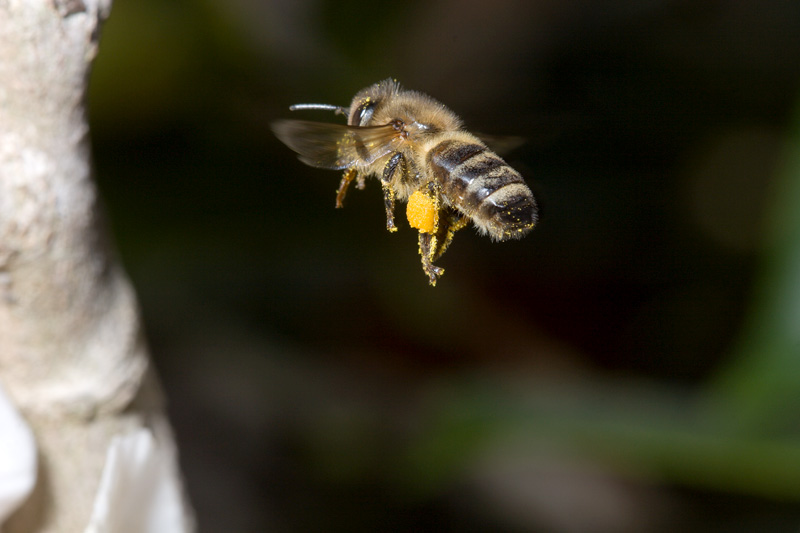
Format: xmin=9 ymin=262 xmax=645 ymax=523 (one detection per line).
xmin=708 ymin=104 xmax=800 ymax=436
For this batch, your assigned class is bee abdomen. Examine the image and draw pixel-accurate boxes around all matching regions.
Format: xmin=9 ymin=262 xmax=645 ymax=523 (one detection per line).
xmin=428 ymin=139 xmax=538 ymax=240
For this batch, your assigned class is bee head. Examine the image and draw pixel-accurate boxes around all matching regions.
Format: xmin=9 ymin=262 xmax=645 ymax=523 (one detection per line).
xmin=348 ymin=78 xmax=401 ymax=127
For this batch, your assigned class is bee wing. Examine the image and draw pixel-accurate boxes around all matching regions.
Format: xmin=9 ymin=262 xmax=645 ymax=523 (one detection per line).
xmin=271 ymin=120 xmax=402 ymax=170
xmin=474 ymin=133 xmax=525 ymax=156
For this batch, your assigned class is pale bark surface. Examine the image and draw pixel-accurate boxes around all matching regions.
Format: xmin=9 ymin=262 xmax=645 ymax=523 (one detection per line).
xmin=0 ymin=1 xmax=192 ymax=531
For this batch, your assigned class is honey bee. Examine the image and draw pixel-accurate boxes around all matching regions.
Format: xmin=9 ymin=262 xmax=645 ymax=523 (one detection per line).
xmin=272 ymin=79 xmax=537 ymax=285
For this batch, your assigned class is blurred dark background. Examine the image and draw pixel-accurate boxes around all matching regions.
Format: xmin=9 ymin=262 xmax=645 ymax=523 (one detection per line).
xmin=88 ymin=0 xmax=800 ymax=531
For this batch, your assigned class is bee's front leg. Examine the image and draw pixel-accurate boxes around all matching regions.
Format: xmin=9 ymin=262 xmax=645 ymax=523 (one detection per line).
xmin=418 ymin=232 xmax=445 ymax=286
xmin=336 ymin=167 xmax=358 ymax=208
xmin=381 ymin=152 xmax=405 ymax=232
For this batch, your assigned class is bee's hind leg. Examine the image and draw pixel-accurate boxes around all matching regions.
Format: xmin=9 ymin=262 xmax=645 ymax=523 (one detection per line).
xmin=431 ymin=208 xmax=468 ymax=261
xmin=416 ymin=208 xmax=468 ymax=286
xmin=335 ymin=167 xmax=358 ymax=208
xmin=380 ymin=152 xmax=405 ymax=232
xmin=418 ymin=232 xmax=444 ymax=286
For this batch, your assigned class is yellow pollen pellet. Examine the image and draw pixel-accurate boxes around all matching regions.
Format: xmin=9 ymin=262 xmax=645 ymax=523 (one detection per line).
xmin=406 ymin=190 xmax=436 ymax=234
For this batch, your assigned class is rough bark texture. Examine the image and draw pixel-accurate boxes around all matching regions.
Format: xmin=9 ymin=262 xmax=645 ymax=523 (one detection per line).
xmin=0 ymin=1 xmax=190 ymax=530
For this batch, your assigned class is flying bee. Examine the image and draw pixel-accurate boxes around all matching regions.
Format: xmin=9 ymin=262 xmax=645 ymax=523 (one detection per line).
xmin=272 ymin=78 xmax=538 ymax=286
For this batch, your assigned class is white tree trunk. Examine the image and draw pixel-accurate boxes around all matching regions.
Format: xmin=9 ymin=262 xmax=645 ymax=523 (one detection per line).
xmin=0 ymin=1 xmax=193 ymax=531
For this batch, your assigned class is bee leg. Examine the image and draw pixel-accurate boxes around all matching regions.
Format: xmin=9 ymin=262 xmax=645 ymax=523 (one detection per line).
xmin=381 ymin=187 xmax=397 ymax=232
xmin=335 ymin=167 xmax=358 ymax=208
xmin=418 ymin=232 xmax=444 ymax=286
xmin=415 ymin=207 xmax=467 ymax=285
xmin=431 ymin=208 xmax=468 ymax=261
xmin=381 ymin=152 xmax=405 ymax=233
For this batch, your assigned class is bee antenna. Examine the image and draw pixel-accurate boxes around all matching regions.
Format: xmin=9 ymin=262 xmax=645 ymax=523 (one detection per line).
xmin=289 ymin=103 xmax=349 ymax=116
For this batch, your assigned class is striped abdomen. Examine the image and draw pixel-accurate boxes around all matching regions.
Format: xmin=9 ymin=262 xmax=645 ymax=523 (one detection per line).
xmin=427 ymin=139 xmax=538 ymax=240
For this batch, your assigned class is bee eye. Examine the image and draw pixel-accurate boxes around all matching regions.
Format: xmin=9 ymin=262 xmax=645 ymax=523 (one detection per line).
xmin=355 ymin=100 xmax=376 ymax=126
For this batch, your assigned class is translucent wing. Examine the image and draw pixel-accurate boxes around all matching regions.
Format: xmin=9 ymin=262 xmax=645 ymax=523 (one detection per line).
xmin=271 ymin=120 xmax=402 ymax=170
xmin=474 ymin=133 xmax=525 ymax=156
